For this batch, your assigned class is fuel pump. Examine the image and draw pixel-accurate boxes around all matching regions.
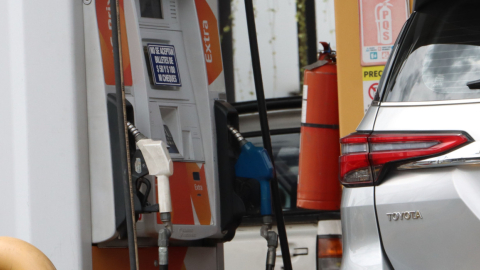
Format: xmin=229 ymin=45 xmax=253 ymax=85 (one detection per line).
xmin=84 ymin=0 xmax=246 ymax=269
xmin=0 ymin=0 xmax=295 ymax=268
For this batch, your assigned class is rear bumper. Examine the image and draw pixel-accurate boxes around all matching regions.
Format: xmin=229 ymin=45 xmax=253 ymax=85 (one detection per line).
xmin=340 ymin=187 xmax=391 ymax=270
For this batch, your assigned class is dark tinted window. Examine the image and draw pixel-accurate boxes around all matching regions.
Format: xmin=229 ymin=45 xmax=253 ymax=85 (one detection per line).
xmin=384 ymin=2 xmax=480 ymax=102
xmin=140 ymin=0 xmax=163 ymax=19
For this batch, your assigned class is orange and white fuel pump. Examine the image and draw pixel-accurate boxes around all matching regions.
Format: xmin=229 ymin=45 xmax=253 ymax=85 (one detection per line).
xmin=297 ymin=42 xmax=342 ymax=211
xmin=85 ymin=0 xmax=247 ymax=269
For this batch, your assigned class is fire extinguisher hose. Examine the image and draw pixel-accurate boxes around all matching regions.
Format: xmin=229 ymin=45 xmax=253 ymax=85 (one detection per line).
xmin=243 ymin=0 xmax=293 ymax=269
xmin=111 ymin=0 xmax=140 ymax=269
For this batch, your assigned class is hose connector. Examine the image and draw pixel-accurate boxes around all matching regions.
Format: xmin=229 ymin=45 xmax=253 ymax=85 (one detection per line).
xmin=160 ymin=212 xmax=173 ymax=232
xmin=266 ymin=234 xmax=278 ymax=268
xmin=261 ymin=215 xmax=273 ymax=239
xmin=158 ymin=212 xmax=172 ymax=270
xmin=228 ymin=125 xmax=247 ymax=146
xmin=127 ymin=122 xmax=147 ymax=142
xmin=158 ymin=228 xmax=171 ymax=268
xmin=260 ymin=215 xmax=278 ymax=270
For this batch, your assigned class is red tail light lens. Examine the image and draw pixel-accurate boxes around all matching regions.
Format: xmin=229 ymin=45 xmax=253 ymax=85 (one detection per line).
xmin=339 ymin=133 xmax=371 ymax=185
xmin=340 ymin=132 xmax=472 ymax=186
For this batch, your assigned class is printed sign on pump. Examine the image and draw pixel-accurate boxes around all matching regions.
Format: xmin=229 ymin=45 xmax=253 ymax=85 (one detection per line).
xmin=147 ymin=44 xmax=182 ymax=87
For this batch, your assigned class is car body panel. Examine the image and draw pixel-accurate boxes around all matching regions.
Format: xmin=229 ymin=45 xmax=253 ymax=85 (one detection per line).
xmin=376 ymin=166 xmax=480 ymax=269
xmin=340 ymin=187 xmax=391 ymax=270
xmin=373 ymin=104 xmax=480 ymax=269
xmin=356 ymin=105 xmax=378 ymax=132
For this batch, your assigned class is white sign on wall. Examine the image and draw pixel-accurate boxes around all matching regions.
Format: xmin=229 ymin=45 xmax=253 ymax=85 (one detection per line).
xmin=362 ymin=66 xmax=384 ymax=113
xmin=232 ymin=0 xmax=300 ymax=101
xmin=359 ymin=0 xmax=409 ymax=66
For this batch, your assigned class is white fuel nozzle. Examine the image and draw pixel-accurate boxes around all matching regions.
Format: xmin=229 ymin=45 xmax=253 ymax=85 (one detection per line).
xmin=137 ymin=139 xmax=173 ymax=213
xmin=127 ymin=122 xmax=173 ymax=214
xmin=127 ymin=123 xmax=173 ymax=270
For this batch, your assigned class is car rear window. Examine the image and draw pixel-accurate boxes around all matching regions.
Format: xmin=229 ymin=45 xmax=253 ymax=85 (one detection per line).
xmin=383 ymin=2 xmax=480 ymax=102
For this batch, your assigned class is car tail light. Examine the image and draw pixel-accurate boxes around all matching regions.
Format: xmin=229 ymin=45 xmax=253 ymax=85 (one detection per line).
xmin=339 ymin=132 xmax=472 ymax=186
xmin=317 ymin=236 xmax=342 ymax=270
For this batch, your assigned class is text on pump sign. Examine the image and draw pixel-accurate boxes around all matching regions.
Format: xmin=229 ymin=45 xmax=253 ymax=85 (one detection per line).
xmin=147 ymin=44 xmax=182 ymax=87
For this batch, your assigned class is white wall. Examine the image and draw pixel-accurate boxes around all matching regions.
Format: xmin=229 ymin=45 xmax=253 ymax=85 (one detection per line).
xmin=0 ymin=0 xmax=91 ymax=269
xmin=316 ymin=0 xmax=337 ymax=51
xmin=232 ymin=0 xmax=300 ymax=102
xmin=231 ymin=0 xmax=337 ymax=102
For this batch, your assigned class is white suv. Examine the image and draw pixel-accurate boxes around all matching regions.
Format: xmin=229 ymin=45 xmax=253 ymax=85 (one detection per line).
xmin=340 ymin=1 xmax=480 ymax=269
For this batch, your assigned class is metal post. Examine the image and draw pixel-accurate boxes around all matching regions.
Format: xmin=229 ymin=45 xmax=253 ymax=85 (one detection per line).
xmin=243 ymin=1 xmax=293 ymax=269
xmin=111 ymin=0 xmax=139 ymax=269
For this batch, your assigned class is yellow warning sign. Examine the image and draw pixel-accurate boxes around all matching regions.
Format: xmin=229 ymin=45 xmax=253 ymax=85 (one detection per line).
xmin=362 ymin=66 xmax=385 ymax=81
xmin=362 ymin=65 xmax=385 ymax=114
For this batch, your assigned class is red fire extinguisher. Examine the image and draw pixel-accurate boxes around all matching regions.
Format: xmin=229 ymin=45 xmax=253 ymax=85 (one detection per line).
xmin=297 ymin=42 xmax=341 ymax=211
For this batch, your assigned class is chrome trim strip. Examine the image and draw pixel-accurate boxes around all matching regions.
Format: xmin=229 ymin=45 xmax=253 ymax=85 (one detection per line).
xmin=381 ymin=98 xmax=480 ymax=107
xmin=398 ymin=157 xmax=480 ymax=170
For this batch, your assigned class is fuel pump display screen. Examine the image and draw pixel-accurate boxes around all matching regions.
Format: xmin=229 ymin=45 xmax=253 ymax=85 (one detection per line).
xmin=140 ymin=0 xmax=163 ymax=19
xmin=147 ymin=44 xmax=182 ymax=87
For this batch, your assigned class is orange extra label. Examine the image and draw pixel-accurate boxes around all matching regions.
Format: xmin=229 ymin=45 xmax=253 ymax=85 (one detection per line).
xmin=194 ymin=0 xmax=223 ymax=85
xmin=156 ymin=162 xmax=211 ymax=226
xmin=96 ymin=0 xmax=133 ymax=86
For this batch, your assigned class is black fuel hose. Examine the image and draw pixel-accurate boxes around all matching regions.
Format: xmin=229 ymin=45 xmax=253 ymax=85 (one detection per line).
xmin=243 ymin=0 xmax=293 ymax=269
xmin=111 ymin=0 xmax=139 ymax=269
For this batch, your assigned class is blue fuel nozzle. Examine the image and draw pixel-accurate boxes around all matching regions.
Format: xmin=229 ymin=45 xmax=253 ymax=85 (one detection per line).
xmin=234 ymin=141 xmax=273 ymax=216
